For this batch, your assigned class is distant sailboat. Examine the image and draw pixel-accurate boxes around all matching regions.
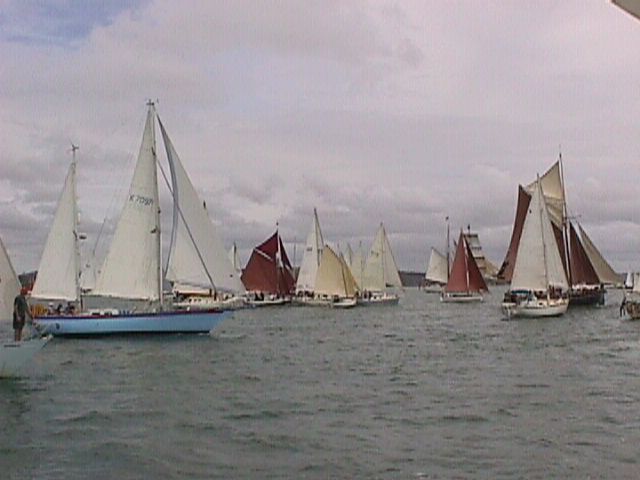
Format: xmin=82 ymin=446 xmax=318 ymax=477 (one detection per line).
xmin=312 ymin=245 xmax=358 ymax=308
xmin=622 ymin=272 xmax=640 ymax=319
xmin=228 ymin=242 xmax=243 ymax=278
xmin=360 ymin=223 xmax=401 ymax=305
xmin=36 ymin=102 xmax=232 ymax=335
xmin=502 ymin=177 xmax=569 ymax=319
xmin=441 ymin=230 xmax=488 ymax=302
xmin=424 ymin=247 xmax=448 ymax=293
xmin=295 ymin=208 xmax=325 ymax=301
xmin=0 ymin=235 xmax=50 ymax=377
xmin=241 ymin=229 xmax=295 ymax=306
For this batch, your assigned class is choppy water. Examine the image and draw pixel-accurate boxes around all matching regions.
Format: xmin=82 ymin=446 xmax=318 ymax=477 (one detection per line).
xmin=1 ymin=287 xmax=639 ymax=479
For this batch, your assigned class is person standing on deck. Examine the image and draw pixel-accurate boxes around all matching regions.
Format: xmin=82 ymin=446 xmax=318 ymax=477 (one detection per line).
xmin=12 ymin=287 xmax=32 ymax=341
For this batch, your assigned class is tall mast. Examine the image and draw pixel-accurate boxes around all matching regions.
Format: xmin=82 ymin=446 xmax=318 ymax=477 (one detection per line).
xmin=147 ymin=100 xmax=163 ymax=305
xmin=445 ymin=216 xmax=450 ymax=281
xmin=71 ymin=143 xmax=81 ymax=306
xmin=558 ymin=150 xmax=572 ymax=287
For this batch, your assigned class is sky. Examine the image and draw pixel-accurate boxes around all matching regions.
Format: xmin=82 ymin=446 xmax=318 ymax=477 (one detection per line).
xmin=1 ymin=0 xmax=640 ymax=276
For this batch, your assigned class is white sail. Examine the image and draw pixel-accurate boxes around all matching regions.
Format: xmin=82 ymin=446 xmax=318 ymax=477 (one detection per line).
xmin=93 ymin=105 xmax=161 ymax=300
xmin=633 ymin=273 xmax=640 ymax=294
xmin=295 ymin=208 xmax=324 ymax=293
xmin=362 ymin=223 xmax=403 ymax=291
xmin=525 ymin=161 xmax=565 ymax=228
xmin=577 ymin=223 xmax=620 ymax=285
xmin=350 ymin=242 xmax=365 ymax=289
xmin=425 ymin=247 xmax=448 ymax=285
xmin=315 ymin=245 xmax=357 ymax=298
xmin=228 ymin=242 xmax=243 ymax=277
xmin=511 ymin=178 xmax=568 ymax=292
xmin=0 ymin=236 xmax=20 ymax=321
xmin=31 ymin=158 xmax=80 ymax=302
xmin=160 ymin=119 xmax=244 ymax=294
xmin=344 ymin=243 xmax=354 ymax=268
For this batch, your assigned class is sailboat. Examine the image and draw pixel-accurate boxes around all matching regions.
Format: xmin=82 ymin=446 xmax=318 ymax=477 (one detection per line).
xmin=228 ymin=242 xmax=243 ymax=278
xmin=30 ymin=145 xmax=82 ymax=315
xmin=311 ymin=245 xmax=358 ymax=308
xmin=294 ymin=208 xmax=324 ymax=303
xmin=241 ymin=229 xmax=295 ymax=306
xmin=441 ymin=230 xmax=488 ymax=302
xmin=501 ymin=177 xmax=569 ymax=319
xmin=359 ymin=223 xmax=401 ymax=306
xmin=498 ymin=159 xmax=614 ymax=306
xmin=0 ymin=236 xmax=50 ymax=377
xmin=621 ymin=273 xmax=640 ymax=319
xmin=423 ymin=247 xmax=448 ymax=293
xmin=35 ymin=102 xmax=233 ymax=335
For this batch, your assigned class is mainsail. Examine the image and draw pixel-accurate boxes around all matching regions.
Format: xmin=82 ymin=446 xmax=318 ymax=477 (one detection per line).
xmin=362 ymin=223 xmax=402 ymax=291
xmin=567 ymin=222 xmax=600 ymax=286
xmin=444 ymin=231 xmax=488 ymax=294
xmin=93 ymin=105 xmax=161 ymax=300
xmin=31 ymin=155 xmax=81 ymax=302
xmin=350 ymin=242 xmax=365 ymax=289
xmin=241 ymin=230 xmax=295 ymax=295
xmin=510 ymin=178 xmax=568 ymax=292
xmin=314 ymin=245 xmax=358 ymax=298
xmin=425 ymin=247 xmax=448 ymax=285
xmin=159 ymin=119 xmax=244 ymax=295
xmin=295 ymin=208 xmax=324 ymax=293
xmin=577 ymin=223 xmax=620 ymax=285
xmin=0 ymin=236 xmax=20 ymax=321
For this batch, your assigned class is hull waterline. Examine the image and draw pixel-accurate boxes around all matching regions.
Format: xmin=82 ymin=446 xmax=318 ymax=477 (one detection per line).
xmin=35 ymin=309 xmax=232 ymax=336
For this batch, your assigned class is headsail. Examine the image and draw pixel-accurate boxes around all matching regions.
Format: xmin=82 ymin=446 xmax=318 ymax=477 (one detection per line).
xmin=31 ymin=155 xmax=81 ymax=302
xmin=498 ymin=186 xmax=531 ymax=282
xmin=314 ymin=245 xmax=357 ymax=298
xmin=577 ymin=223 xmax=620 ymax=285
xmin=425 ymin=247 xmax=448 ymax=285
xmin=295 ymin=208 xmax=324 ymax=293
xmin=511 ymin=178 xmax=568 ymax=292
xmin=93 ymin=104 xmax=161 ymax=300
xmin=0 ymin=236 xmax=20 ymax=321
xmin=159 ymin=118 xmax=244 ymax=294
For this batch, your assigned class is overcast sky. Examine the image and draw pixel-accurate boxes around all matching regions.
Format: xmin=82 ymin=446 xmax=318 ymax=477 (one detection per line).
xmin=1 ymin=1 xmax=640 ymax=276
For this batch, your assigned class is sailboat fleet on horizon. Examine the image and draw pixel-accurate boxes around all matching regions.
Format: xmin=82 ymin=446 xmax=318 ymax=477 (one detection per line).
xmin=0 ymin=102 xmax=629 ymax=372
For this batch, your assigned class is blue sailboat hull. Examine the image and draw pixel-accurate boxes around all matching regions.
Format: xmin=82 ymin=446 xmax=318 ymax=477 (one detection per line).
xmin=35 ymin=309 xmax=232 ymax=336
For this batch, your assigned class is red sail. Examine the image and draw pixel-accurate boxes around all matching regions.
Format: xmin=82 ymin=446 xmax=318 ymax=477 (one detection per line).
xmin=241 ymin=231 xmax=295 ymax=295
xmin=445 ymin=231 xmax=488 ymax=293
xmin=551 ymin=222 xmax=568 ymax=278
xmin=568 ymin=222 xmax=600 ymax=286
xmin=497 ymin=186 xmax=531 ymax=282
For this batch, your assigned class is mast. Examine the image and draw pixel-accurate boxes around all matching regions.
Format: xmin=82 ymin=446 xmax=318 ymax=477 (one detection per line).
xmin=446 ymin=216 xmax=450 ymax=281
xmin=558 ymin=151 xmax=572 ymax=287
xmin=536 ymin=176 xmax=551 ymax=297
xmin=148 ymin=100 xmax=163 ymax=305
xmin=71 ymin=143 xmax=82 ymax=308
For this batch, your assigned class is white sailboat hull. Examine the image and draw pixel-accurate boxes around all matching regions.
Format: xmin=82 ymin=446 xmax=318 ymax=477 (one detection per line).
xmin=441 ymin=292 xmax=484 ymax=303
xmin=0 ymin=336 xmax=51 ymax=377
xmin=358 ymin=291 xmax=400 ymax=306
xmin=501 ymin=298 xmax=569 ymax=319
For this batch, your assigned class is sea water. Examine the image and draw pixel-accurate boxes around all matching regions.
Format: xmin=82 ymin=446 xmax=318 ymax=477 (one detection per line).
xmin=1 ymin=287 xmax=638 ymax=479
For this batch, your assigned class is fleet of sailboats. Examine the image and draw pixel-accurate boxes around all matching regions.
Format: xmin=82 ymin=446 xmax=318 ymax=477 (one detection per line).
xmin=0 ymin=99 xmax=629 ymax=354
